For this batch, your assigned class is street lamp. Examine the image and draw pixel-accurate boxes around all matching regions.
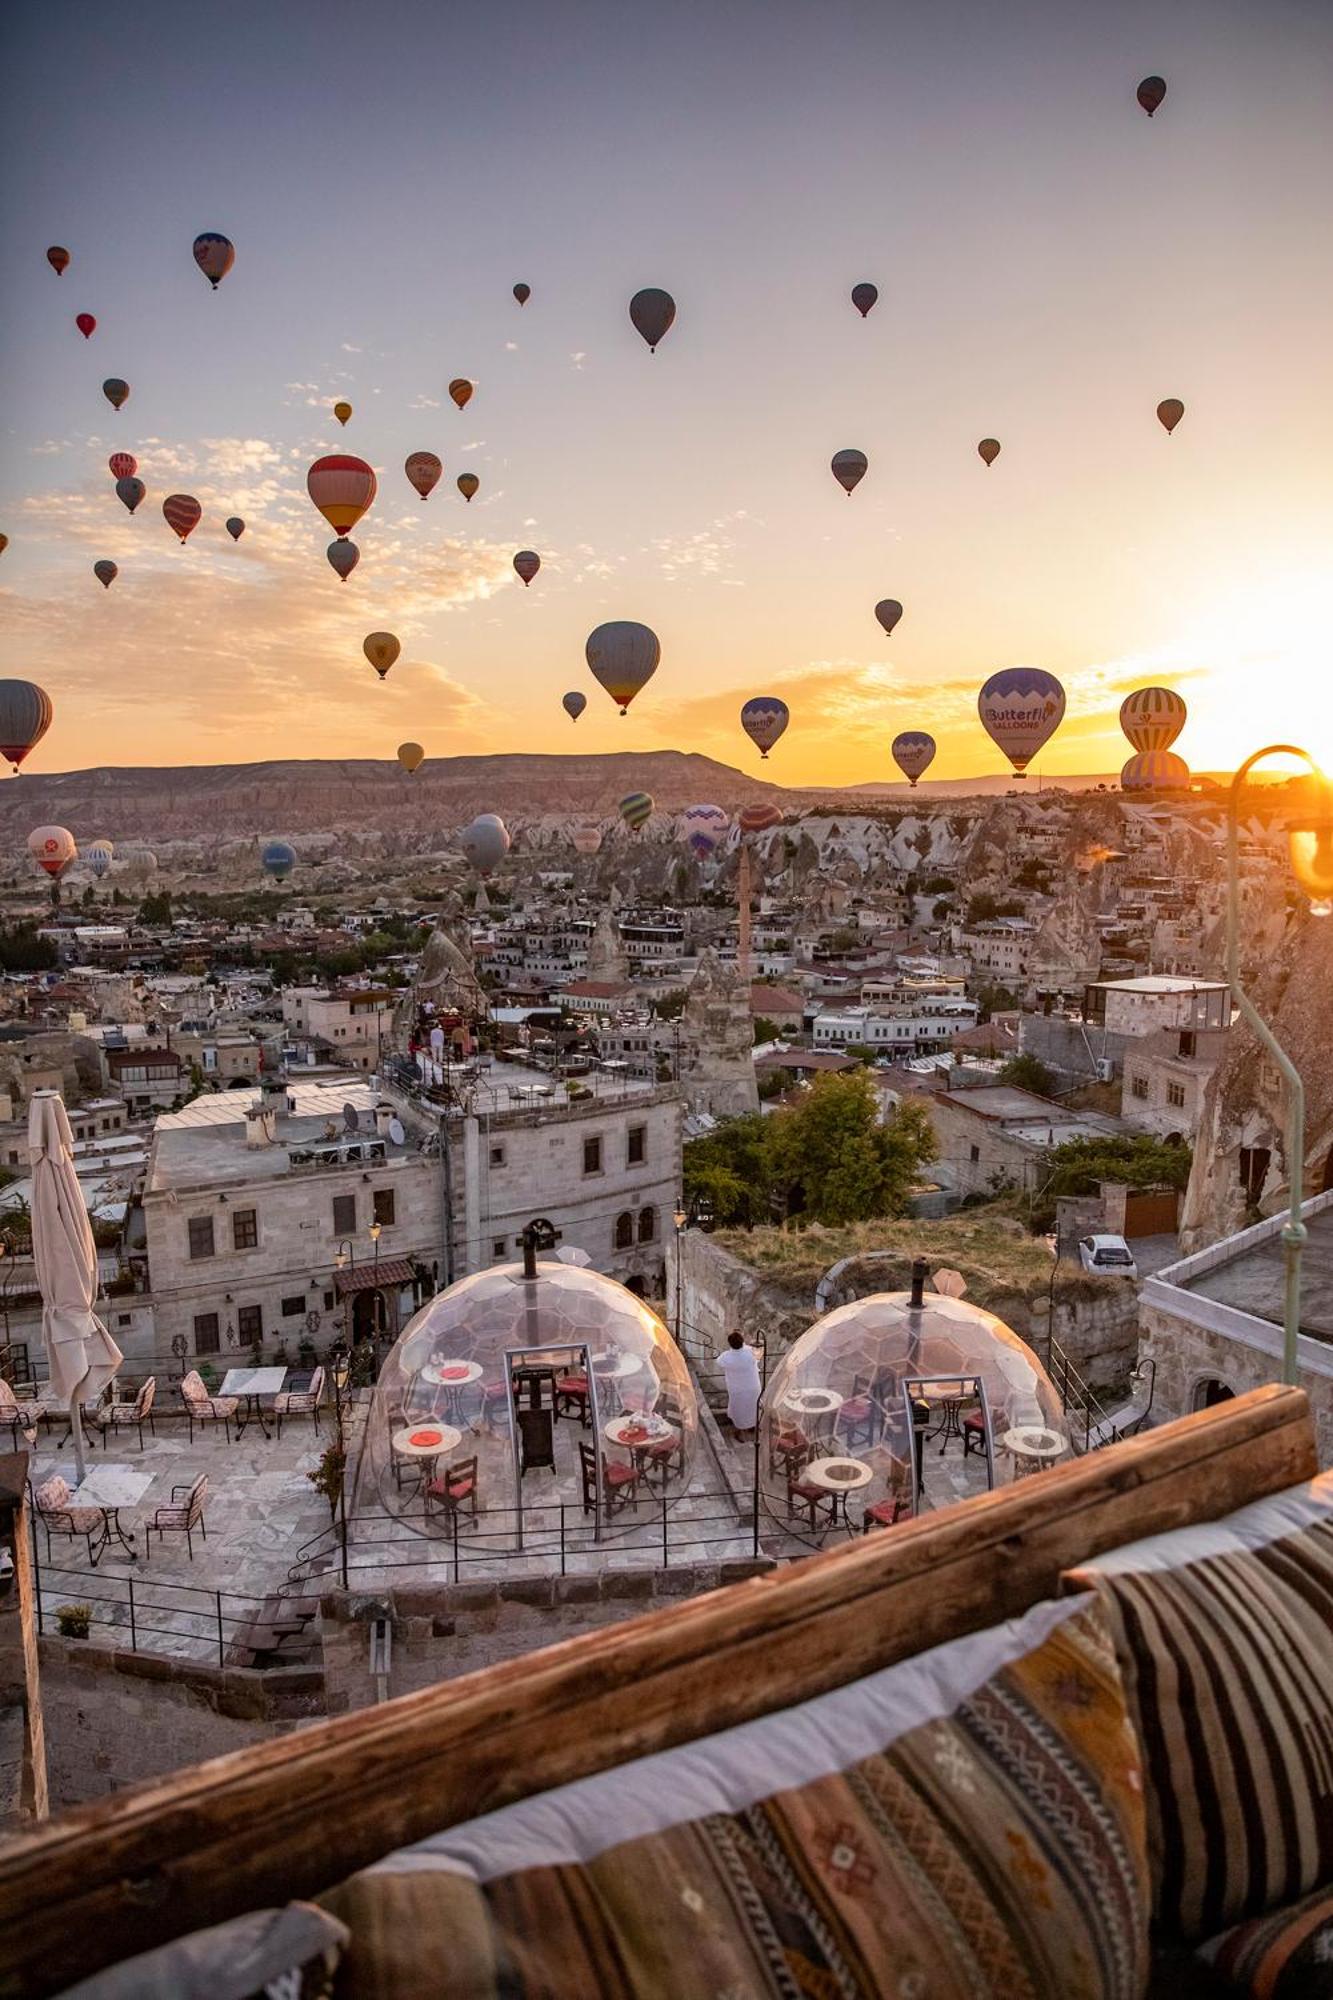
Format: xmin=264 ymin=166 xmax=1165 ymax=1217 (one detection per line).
xmin=1226 ymin=745 xmax=1332 ymax=1385
xmin=672 ymin=1198 xmax=687 ymax=1339
xmin=369 ymin=1220 xmax=383 ymax=1339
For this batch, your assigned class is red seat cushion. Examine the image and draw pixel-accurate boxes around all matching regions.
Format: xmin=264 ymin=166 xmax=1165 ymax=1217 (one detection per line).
xmin=791 ymin=1482 xmax=827 ymax=1504
xmin=555 ymin=1376 xmax=588 ymax=1394
xmin=841 ymin=1397 xmax=872 ymax=1421
xmin=865 ymin=1499 xmax=904 ymax=1526
xmin=447 ymin=1478 xmax=475 ymax=1500
xmin=605 ymin=1463 xmax=636 ymax=1486
xmin=962 ymin=1411 xmax=984 ymax=1433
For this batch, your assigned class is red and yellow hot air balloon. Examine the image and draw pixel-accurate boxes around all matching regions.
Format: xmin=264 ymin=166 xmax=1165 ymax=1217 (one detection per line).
xmin=163 ymin=494 xmax=202 ymax=544
xmin=457 ymin=473 xmax=479 ymax=502
xmin=738 ymin=802 xmax=783 ymax=834
xmin=404 ymin=451 xmax=442 ymax=500
xmin=307 ymin=455 xmax=377 ymax=538
xmin=448 ymin=379 xmax=474 ymax=411
xmin=0 ymin=681 xmax=53 ymax=771
xmin=76 ymin=313 xmax=96 ymax=339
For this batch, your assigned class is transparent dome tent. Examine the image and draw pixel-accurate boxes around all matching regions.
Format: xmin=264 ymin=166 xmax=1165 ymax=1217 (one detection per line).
xmin=760 ymin=1264 xmax=1068 ymax=1548
xmin=357 ymin=1249 xmax=698 ymax=1547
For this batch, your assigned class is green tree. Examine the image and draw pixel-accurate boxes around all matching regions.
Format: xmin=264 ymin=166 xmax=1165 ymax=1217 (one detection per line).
xmin=0 ymin=925 xmax=58 ymax=972
xmin=766 ymin=1071 xmax=937 ymax=1226
xmin=999 ymin=1052 xmax=1058 ymax=1099
xmin=139 ymin=891 xmax=173 ymax=926
xmin=752 ymin=1015 xmax=782 ymax=1045
xmin=653 ymin=989 xmax=688 ymax=1022
xmin=973 ymin=982 xmax=1019 ymax=1022
xmin=965 ymin=892 xmax=999 ymax=923
xmin=683 ymin=1113 xmax=773 ymax=1227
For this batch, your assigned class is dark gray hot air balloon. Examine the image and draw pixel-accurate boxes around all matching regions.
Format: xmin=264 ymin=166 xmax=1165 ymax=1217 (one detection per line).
xmin=93 ymin=560 xmax=117 ymax=589
xmin=115 ymin=476 xmax=145 ymax=514
xmin=831 ymin=449 xmax=868 ymax=496
xmin=1137 ymin=75 xmax=1166 ymax=117
xmin=629 ymin=288 xmax=676 ymax=352
xmin=875 ymin=599 xmax=903 ymax=637
xmin=851 ymin=282 xmax=878 ymax=318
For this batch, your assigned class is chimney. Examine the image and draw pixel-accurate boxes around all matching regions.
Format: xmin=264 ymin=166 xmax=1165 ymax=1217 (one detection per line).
xmin=245 ymin=1108 xmax=276 ymax=1149
xmin=375 ymin=1102 xmax=394 ymax=1138
xmin=909 ymin=1259 xmax=927 ymax=1309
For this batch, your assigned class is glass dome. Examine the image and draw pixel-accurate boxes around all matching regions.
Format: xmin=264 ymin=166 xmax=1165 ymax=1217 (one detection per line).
xmin=760 ymin=1283 xmax=1068 ymax=1547
xmin=356 ymin=1258 xmax=698 ymax=1543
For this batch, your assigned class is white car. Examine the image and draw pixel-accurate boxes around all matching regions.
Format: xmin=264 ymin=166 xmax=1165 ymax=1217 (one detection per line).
xmin=1078 ymin=1233 xmax=1138 ymax=1281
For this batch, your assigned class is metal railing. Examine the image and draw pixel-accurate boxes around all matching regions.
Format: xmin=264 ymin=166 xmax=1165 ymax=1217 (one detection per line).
xmin=29 ymin=1530 xmax=275 ymax=1671
xmin=1048 ymin=1337 xmax=1153 ymax=1453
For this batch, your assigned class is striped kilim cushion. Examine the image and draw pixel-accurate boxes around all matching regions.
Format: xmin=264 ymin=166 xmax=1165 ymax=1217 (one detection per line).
xmin=1071 ymin=1514 xmax=1333 ymax=1945
xmin=1200 ymin=1881 xmax=1333 ymax=1996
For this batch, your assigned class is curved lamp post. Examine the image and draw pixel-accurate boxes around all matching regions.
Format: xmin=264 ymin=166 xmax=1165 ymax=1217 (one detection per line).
xmin=1226 ymin=745 xmax=1333 ymax=1384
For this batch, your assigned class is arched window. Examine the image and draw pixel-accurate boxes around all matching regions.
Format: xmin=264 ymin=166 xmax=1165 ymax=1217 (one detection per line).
xmin=1192 ymin=1378 xmax=1235 ymax=1413
xmin=638 ymin=1205 xmax=656 ymax=1244
xmin=613 ymin=1211 xmax=634 ymax=1250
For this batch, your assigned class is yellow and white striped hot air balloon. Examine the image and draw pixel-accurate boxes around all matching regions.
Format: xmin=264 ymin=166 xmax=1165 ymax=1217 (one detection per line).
xmin=1120 ymin=749 xmax=1190 ymax=793
xmin=1120 ymin=687 xmax=1187 ymax=754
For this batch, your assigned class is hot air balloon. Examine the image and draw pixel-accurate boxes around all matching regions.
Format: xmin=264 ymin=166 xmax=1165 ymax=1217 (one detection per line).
xmin=875 ymin=598 xmax=903 ymax=638
xmin=457 ymin=473 xmax=479 ymax=502
xmin=513 ymin=283 xmax=530 ymax=306
xmin=891 ymin=731 xmax=937 ymax=788
xmin=618 ymin=792 xmax=653 ymax=833
xmin=47 ymin=246 xmax=70 ymax=276
xmin=676 ymin=804 xmax=730 ymax=861
xmin=629 ymin=288 xmax=676 ymax=352
xmin=404 ymin=451 xmax=442 ymax=500
xmin=448 ymin=378 xmax=474 ymax=411
xmin=308 ymin=455 xmax=377 ymax=537
xmin=738 ymin=802 xmax=783 ymax=834
xmin=1121 ymin=750 xmax=1189 ymax=793
xmin=460 ymin=813 xmax=511 ymax=875
xmin=851 ymin=282 xmax=878 ymax=318
xmin=108 ymin=452 xmax=137 ymax=480
xmin=226 ymin=516 xmax=245 ymax=541
xmin=831 ymin=449 xmax=867 ymax=496
xmin=1156 ymin=398 xmax=1185 ymax=435
xmin=192 ymin=232 xmax=235 ymax=289
xmin=1137 ymin=75 xmax=1166 ymax=117
xmin=571 ymin=823 xmax=602 ymax=855
xmin=86 ymin=839 xmax=114 ymax=881
xmin=118 ymin=845 xmax=157 ymax=884
xmin=363 ymin=632 xmax=400 ymax=680
xmin=513 ymin=550 xmax=540 ymax=586
xmin=261 ymin=839 xmax=296 ymax=882
xmin=977 ymin=668 xmax=1066 ymax=776
xmin=978 ymin=438 xmax=1001 ymax=467
xmin=0 ymin=681 xmax=53 ymax=770
xmin=561 ymin=691 xmax=586 ymax=723
xmin=586 ymin=620 xmax=660 ymax=714
xmin=75 ymin=313 xmax=96 ymax=339
xmin=115 ymin=476 xmax=145 ymax=515
xmin=1119 ymin=687 xmax=1187 ymax=754
xmin=93 ymin=560 xmax=117 ymax=590
xmin=740 ymin=696 xmax=790 ymax=759
xmin=0 ymin=536 xmax=7 ymax=557
xmin=327 ymin=538 xmax=360 ymax=581
xmin=103 ymin=379 xmax=129 ymax=411
xmin=28 ymin=826 xmax=76 ymax=879
xmin=397 ymin=741 xmax=424 ymax=774
xmin=333 ymin=400 xmax=352 ymax=428
xmin=163 ymin=494 xmax=202 ymax=544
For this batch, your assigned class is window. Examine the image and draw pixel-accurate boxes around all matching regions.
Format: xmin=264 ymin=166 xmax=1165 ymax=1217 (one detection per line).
xmin=116 ymin=1312 xmax=132 ymax=1328
xmin=583 ymin=1135 xmax=603 ymax=1175
xmin=614 ymin=1211 xmax=634 ymax=1250
xmin=638 ymin=1206 xmax=656 ymax=1244
xmin=332 ymin=1193 xmax=356 ymax=1235
xmin=489 ymin=1143 xmax=506 ymax=1168
xmin=323 ymin=1290 xmax=335 ymax=1312
xmin=1130 ymin=1075 xmax=1150 ymax=1101
xmin=232 ymin=1207 xmax=258 ymax=1251
xmin=187 ymin=1215 xmax=215 ymax=1261
xmin=193 ymin=1312 xmax=220 ymax=1354
xmin=1178 ymin=1030 xmax=1196 ymax=1059
xmin=281 ymin=1295 xmax=306 ymax=1318
xmin=969 ymin=1144 xmax=980 ymax=1164
xmin=372 ymin=1188 xmax=395 ymax=1227
xmin=492 ymin=1238 xmax=507 ymax=1260
xmin=1166 ymin=1081 xmax=1186 ymax=1110
xmin=627 ymin=1124 xmax=646 ymax=1166
xmin=237 ymin=1304 xmax=263 ymax=1343
xmin=1239 ymin=1146 xmax=1270 ymax=1204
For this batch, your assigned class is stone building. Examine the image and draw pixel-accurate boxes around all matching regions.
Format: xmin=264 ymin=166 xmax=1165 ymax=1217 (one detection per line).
xmin=1120 ymin=1024 xmax=1229 ymax=1142
xmin=922 ymin=1084 xmax=1123 ymax=1200
xmin=677 ymin=951 xmax=759 ymax=1121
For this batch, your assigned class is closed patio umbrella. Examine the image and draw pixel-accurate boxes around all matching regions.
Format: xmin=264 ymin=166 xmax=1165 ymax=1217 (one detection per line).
xmin=29 ymin=1089 xmax=121 ymax=1481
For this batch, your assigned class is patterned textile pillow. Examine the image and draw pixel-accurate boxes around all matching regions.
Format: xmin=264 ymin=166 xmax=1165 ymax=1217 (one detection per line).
xmin=35 ymin=1475 xmax=71 ymax=1509
xmin=54 ymin=1902 xmax=348 ymax=2000
xmin=1199 ymin=1882 xmax=1333 ymax=1996
xmin=324 ymin=1596 xmax=1149 ymax=1999
xmin=1066 ymin=1493 xmax=1333 ymax=1944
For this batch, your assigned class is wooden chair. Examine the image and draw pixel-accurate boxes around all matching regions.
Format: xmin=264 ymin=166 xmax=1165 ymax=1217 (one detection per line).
xmin=785 ymin=1467 xmax=837 ymax=1534
xmin=642 ymin=1394 xmax=687 ymax=1489
xmin=962 ymin=1409 xmax=987 ymax=1459
xmin=90 ymin=1377 xmax=156 ymax=1452
xmin=518 ymin=1407 xmax=555 ymax=1477
xmin=0 ymin=1378 xmax=48 ymax=1450
xmin=579 ymin=1439 xmax=637 ymax=1517
xmin=179 ymin=1370 xmax=238 ymax=1444
xmin=553 ymin=1371 xmax=590 ymax=1427
xmin=31 ymin=1476 xmax=102 ymax=1564
xmin=837 ymin=1374 xmax=879 ymax=1451
xmin=862 ymin=1493 xmax=911 ymax=1534
xmin=425 ymin=1456 xmax=479 ymax=1529
xmin=767 ymin=1420 xmax=810 ymax=1479
xmin=273 ymin=1367 xmax=324 ymax=1441
xmin=144 ymin=1475 xmax=209 ymax=1561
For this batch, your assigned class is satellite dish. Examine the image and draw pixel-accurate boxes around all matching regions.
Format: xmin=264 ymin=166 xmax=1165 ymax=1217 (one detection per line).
xmin=556 ymin=1245 xmax=592 ymax=1268
xmin=388 ymin=1117 xmax=405 ymax=1146
xmin=343 ymin=1103 xmax=360 ymax=1132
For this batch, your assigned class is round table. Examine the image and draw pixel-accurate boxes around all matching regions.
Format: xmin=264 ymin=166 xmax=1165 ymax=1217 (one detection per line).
xmin=420 ymin=1359 xmax=482 ymax=1422
xmin=782 ymin=1387 xmax=843 ymax=1440
xmin=605 ymin=1412 xmax=673 ymax=1455
xmin=999 ymin=1426 xmax=1068 ymax=1476
xmin=391 ymin=1421 xmax=462 ymax=1482
xmin=798 ymin=1455 xmax=873 ymax=1527
xmin=590 ymin=1352 xmax=639 ymax=1379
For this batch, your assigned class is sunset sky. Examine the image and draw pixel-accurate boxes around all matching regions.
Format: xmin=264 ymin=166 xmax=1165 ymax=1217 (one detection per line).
xmin=4 ymin=0 xmax=1333 ymax=788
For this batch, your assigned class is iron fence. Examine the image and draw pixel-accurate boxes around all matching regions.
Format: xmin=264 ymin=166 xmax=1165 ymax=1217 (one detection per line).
xmin=29 ymin=1528 xmax=273 ymax=1671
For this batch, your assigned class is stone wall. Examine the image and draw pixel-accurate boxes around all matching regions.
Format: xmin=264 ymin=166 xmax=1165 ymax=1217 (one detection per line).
xmin=1030 ymin=1287 xmax=1141 ymax=1399
xmin=320 ymin=1560 xmax=773 ymax=1710
xmin=1138 ymin=1299 xmax=1333 ymax=1468
xmin=666 ymin=1229 xmax=812 ymax=1407
xmin=38 ymin=1639 xmax=323 ymax=1808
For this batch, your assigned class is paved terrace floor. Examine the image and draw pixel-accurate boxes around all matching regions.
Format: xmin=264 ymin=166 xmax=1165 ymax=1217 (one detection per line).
xmin=1181 ymin=1203 xmax=1333 ymax=1343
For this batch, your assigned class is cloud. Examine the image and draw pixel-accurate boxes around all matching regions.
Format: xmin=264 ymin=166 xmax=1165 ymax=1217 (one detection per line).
xmin=504 ymin=341 xmax=518 ymax=352
xmin=340 ymin=343 xmax=362 ymax=354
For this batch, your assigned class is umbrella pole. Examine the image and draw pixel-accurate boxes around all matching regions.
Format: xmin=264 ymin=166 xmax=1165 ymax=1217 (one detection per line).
xmin=70 ymin=1395 xmax=87 ymax=1484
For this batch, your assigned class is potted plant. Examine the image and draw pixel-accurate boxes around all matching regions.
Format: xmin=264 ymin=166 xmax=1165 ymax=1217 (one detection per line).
xmin=307 ymin=1439 xmax=347 ymax=1521
xmin=56 ymin=1603 xmax=91 ymax=1640
xmin=197 ymin=1361 xmax=219 ymax=1392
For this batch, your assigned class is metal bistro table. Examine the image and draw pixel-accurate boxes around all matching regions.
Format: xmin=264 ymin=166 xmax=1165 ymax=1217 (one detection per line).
xmin=220 ymin=1366 xmax=289 ymax=1442
xmin=800 ymin=1455 xmax=874 ymax=1528
xmin=69 ymin=1462 xmax=154 ymax=1565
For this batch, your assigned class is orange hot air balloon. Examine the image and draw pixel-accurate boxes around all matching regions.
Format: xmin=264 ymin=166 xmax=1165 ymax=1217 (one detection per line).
xmin=163 ymin=494 xmax=202 ymax=543
xmin=513 ymin=550 xmax=540 ymax=586
xmin=404 ymin=451 xmax=442 ymax=500
xmin=513 ymin=283 xmax=530 ymax=305
xmin=363 ymin=632 xmax=400 ymax=680
xmin=103 ymin=378 xmax=129 ymax=411
xmin=457 ymin=473 xmax=479 ymax=502
xmin=47 ymin=246 xmax=70 ymax=276
xmin=333 ymin=400 xmax=353 ymax=427
xmin=397 ymin=741 xmax=425 ymax=774
xmin=449 ymin=378 xmax=474 ymax=411
xmin=76 ymin=313 xmax=96 ymax=339
xmin=108 ymin=452 xmax=137 ymax=480
xmin=978 ymin=438 xmax=1001 ymax=467
xmin=1137 ymin=75 xmax=1166 ymax=117
xmin=1156 ymin=398 xmax=1185 ymax=435
xmin=327 ymin=538 xmax=360 ymax=581
xmin=307 ymin=455 xmax=377 ymax=537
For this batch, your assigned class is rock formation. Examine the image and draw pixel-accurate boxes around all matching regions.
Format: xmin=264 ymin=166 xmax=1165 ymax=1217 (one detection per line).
xmin=677 ymin=950 xmax=759 ymax=1121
